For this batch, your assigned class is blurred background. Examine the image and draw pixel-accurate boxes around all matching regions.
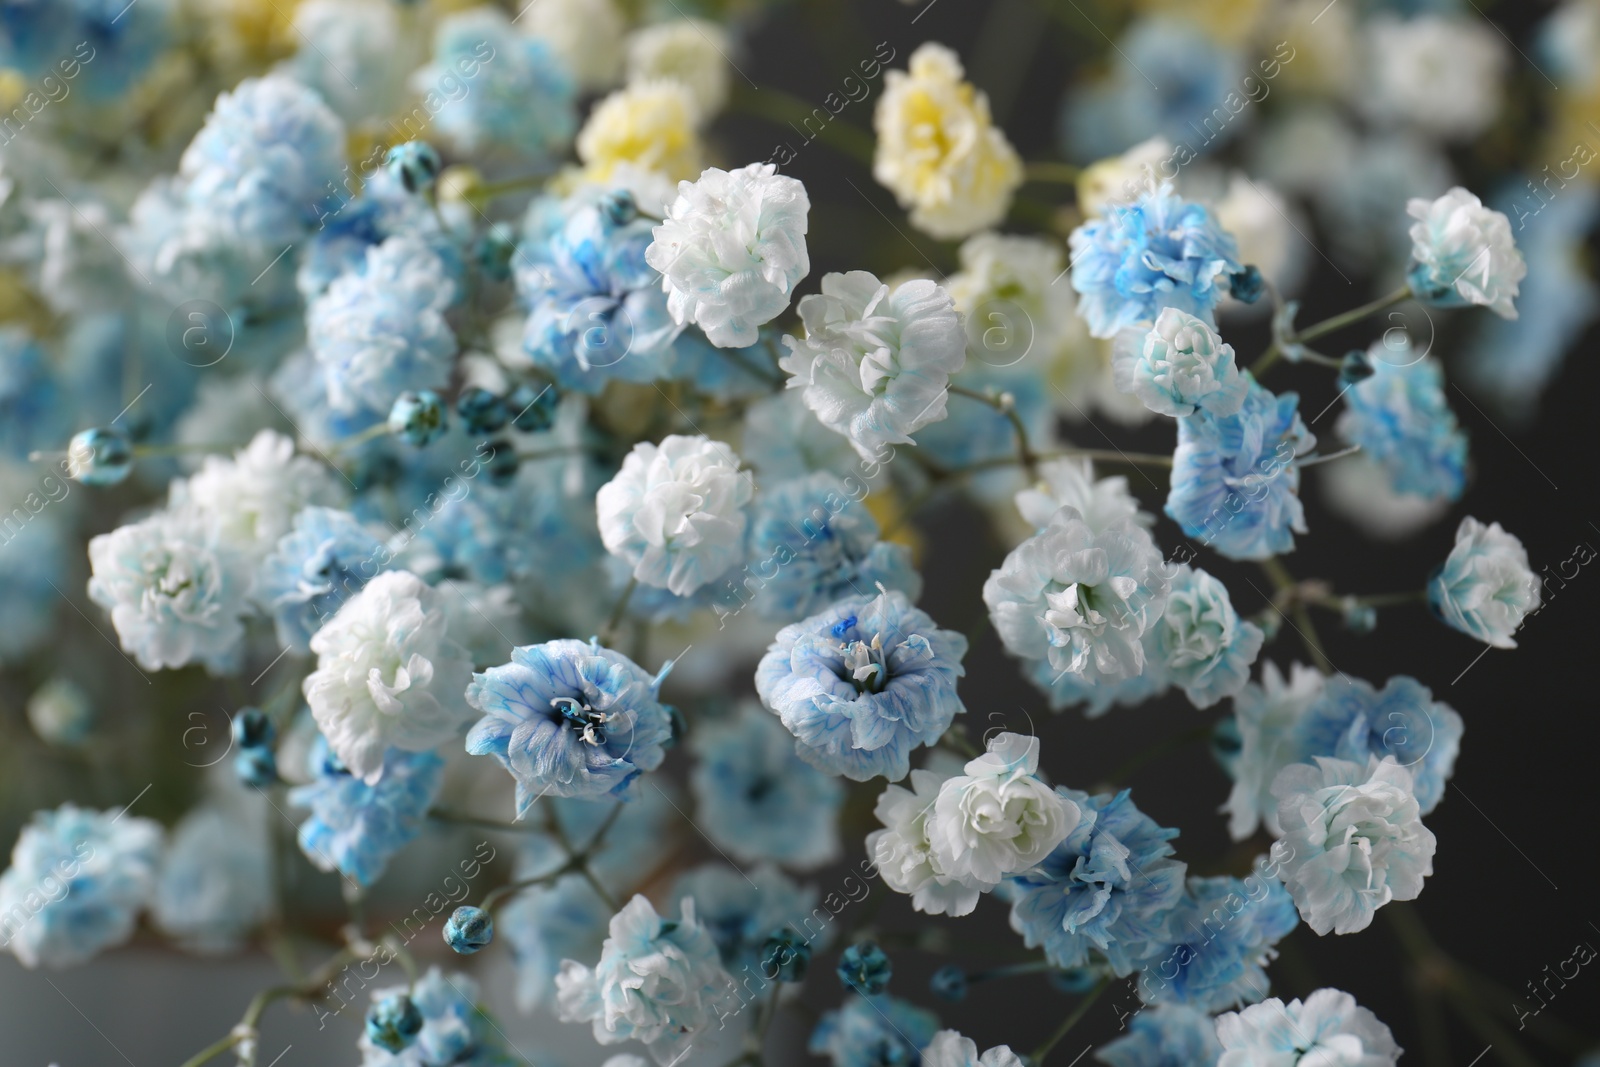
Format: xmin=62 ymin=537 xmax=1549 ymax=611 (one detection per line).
xmin=3 ymin=0 xmax=1598 ymax=1064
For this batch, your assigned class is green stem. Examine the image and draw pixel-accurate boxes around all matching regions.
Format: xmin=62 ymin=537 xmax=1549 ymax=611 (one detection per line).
xmin=1293 ymin=285 xmax=1413 ymax=346
xmin=1032 ymin=974 xmax=1112 ymax=1063
xmin=948 ymin=384 xmax=1038 ymax=478
xmin=1024 ymin=161 xmax=1082 ymax=185
xmin=728 ymin=84 xmax=876 ymax=166
xmin=1260 ymin=558 xmax=1332 ymax=673
xmin=600 ymin=576 xmax=639 ymax=646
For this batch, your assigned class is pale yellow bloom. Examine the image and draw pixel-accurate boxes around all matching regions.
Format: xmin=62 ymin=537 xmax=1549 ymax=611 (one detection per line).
xmin=626 ymin=19 xmax=732 ymax=117
xmin=872 ymin=43 xmax=1022 ymax=240
xmin=1076 ymin=136 xmax=1171 ymax=218
xmin=577 ymin=79 xmax=704 ymax=190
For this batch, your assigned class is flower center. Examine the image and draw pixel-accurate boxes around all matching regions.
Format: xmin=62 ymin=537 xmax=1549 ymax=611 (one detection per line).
xmin=550 ymin=696 xmax=610 ymax=746
xmin=839 ymin=632 xmax=889 ymax=694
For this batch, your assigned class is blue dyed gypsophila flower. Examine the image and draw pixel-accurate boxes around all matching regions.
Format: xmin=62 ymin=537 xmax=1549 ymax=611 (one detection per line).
xmin=1096 ymin=1004 xmax=1221 ymax=1067
xmin=1291 ymin=674 xmax=1462 ymax=816
xmin=1069 ymin=183 xmax=1241 ymax=339
xmin=1008 ymin=788 xmax=1186 ymax=974
xmin=1428 ymin=516 xmax=1541 ymax=649
xmin=515 ymin=190 xmax=681 ymax=392
xmin=0 ymin=0 xmax=172 ymax=101
xmin=464 ymin=639 xmax=674 ymax=812
xmin=86 ymin=508 xmax=253 ymax=674
xmin=1150 ymin=566 xmax=1264 ymax=710
xmin=747 ymin=473 xmax=921 ymax=621
xmin=152 ymin=806 xmax=274 ymax=954
xmin=1116 ymin=308 xmax=1248 ymax=419
xmin=360 ymin=968 xmax=517 ymax=1067
xmin=554 ymin=894 xmax=734 ymax=1063
xmin=288 ymin=738 xmax=444 ymax=887
xmin=0 ymin=803 xmax=163 ymax=969
xmin=808 ymin=994 xmax=940 ymax=1067
xmin=1336 ymin=346 xmax=1466 ymax=502
xmin=1135 ymin=874 xmax=1299 ymax=1013
xmin=672 ymin=862 xmax=821 ymax=973
xmin=412 ymin=7 xmax=576 ymax=163
xmin=177 ymin=73 xmax=346 ymax=247
xmin=309 ymin=235 xmax=459 ymax=419
xmin=256 ymin=507 xmax=387 ymax=652
xmin=282 ymin=0 xmax=407 ymax=126
xmin=1024 ymin=649 xmax=1170 ymax=719
xmin=1215 ymin=988 xmax=1401 ymax=1067
xmin=296 ymin=165 xmax=465 ymax=302
xmin=755 ymin=589 xmax=968 ymax=783
xmin=0 ymin=327 xmax=68 ymax=460
xmin=1165 ymin=378 xmax=1315 ymax=560
xmin=689 ymin=701 xmax=845 ymax=869
xmin=501 ymin=873 xmax=612 ymax=1012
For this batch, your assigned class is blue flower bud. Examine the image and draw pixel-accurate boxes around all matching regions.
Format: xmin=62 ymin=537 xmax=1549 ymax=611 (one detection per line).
xmin=231 ymin=707 xmax=275 ymax=750
xmin=930 ymin=965 xmax=967 ymax=1001
xmin=507 ymin=382 xmax=558 ymax=433
xmin=365 ymin=992 xmax=424 ymax=1053
xmin=389 ymin=390 xmax=448 ymax=446
xmin=475 ymin=222 xmax=517 ymax=283
xmin=597 ymin=189 xmax=638 ymax=227
xmin=1048 ymin=966 xmax=1102 ymax=994
xmin=385 ymin=142 xmax=442 ymax=195
xmin=456 ymin=387 xmax=508 ymax=435
xmin=837 ymin=940 xmax=891 ymax=995
xmin=759 ymin=929 xmax=810 ymax=982
xmin=483 ymin=439 xmax=518 ymax=486
xmin=1338 ymin=349 xmax=1375 ymax=387
xmin=1229 ymin=265 xmax=1265 ymax=304
xmin=66 ymin=427 xmax=133 ymax=486
xmin=235 ymin=746 xmax=278 ymax=788
xmin=1341 ymin=598 xmax=1378 ymax=634
xmin=444 ymin=905 xmax=494 ymax=954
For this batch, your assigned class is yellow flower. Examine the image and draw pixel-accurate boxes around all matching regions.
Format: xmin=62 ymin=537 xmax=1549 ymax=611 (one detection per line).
xmin=872 ymin=43 xmax=1022 ymax=240
xmin=576 ymin=79 xmax=705 ymax=190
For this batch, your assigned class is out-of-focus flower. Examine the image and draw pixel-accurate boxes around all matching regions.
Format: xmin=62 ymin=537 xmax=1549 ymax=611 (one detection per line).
xmin=359 ymin=968 xmax=515 ymax=1066
xmin=809 ymin=994 xmax=940 ymax=1067
xmin=578 ymin=80 xmax=704 ymax=190
xmin=1097 ymin=1004 xmax=1221 ymax=1067
xmin=1224 ymin=662 xmax=1325 ymax=841
xmin=1428 ymin=516 xmax=1541 ymax=648
xmin=1137 ymin=874 xmax=1299 ymax=1012
xmin=154 ymin=807 xmax=273 ymax=953
xmin=921 ymin=1029 xmax=1026 ymax=1067
xmin=1406 ymin=187 xmax=1525 ymax=319
xmin=626 ymin=20 xmax=731 ymax=117
xmin=1361 ymin=15 xmax=1504 ymax=141
xmin=1338 ymin=345 xmax=1466 ymax=502
xmin=290 ymin=739 xmax=443 ymax=887
xmin=523 ymin=0 xmax=625 ymax=91
xmin=282 ymin=0 xmax=410 ymax=125
xmin=1015 ymin=457 xmax=1149 ymax=534
xmin=1215 ymin=987 xmax=1401 ymax=1066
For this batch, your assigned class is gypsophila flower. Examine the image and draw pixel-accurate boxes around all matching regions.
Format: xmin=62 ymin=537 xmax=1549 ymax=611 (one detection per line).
xmin=1070 ymin=184 xmax=1241 ymax=339
xmin=1224 ymin=663 xmax=1325 ymax=841
xmin=689 ymin=701 xmax=846 ymax=869
xmin=502 ymin=872 xmax=612 ymax=1012
xmin=465 ymin=639 xmax=674 ymax=811
xmin=309 ymin=235 xmax=459 ymax=419
xmin=283 ymin=0 xmax=409 ymax=125
xmin=1406 ymin=187 xmax=1526 ymax=319
xmin=921 ymin=1029 xmax=1026 ymax=1067
xmin=0 ymin=804 xmax=162 ymax=969
xmin=984 ymin=505 xmax=1169 ymax=687
xmin=626 ymin=20 xmax=732 ymax=117
xmin=153 ymin=807 xmax=273 ymax=954
xmin=25 ymin=678 xmax=93 ymax=748
xmin=1117 ymin=308 xmax=1248 ymax=418
xmin=87 ymin=509 xmax=253 ymax=674
xmin=756 ymin=589 xmax=968 ymax=782
xmin=1337 ymin=346 xmax=1466 ymax=502
xmin=175 ymin=430 xmax=345 ymax=552
xmin=1165 ymin=378 xmax=1315 ymax=560
xmin=555 ymin=894 xmax=734 ymax=1065
xmin=1215 ymin=987 xmax=1402 ymax=1066
xmin=577 ymin=80 xmax=704 ymax=191
xmin=444 ymin=906 xmax=494 ymax=954
xmin=523 ymin=0 xmax=625 ymax=91
xmin=647 ymin=162 xmax=811 ymax=349
xmin=596 ymin=434 xmax=751 ymax=596
xmin=808 ymin=994 xmax=940 ymax=1067
xmin=1097 ymin=1004 xmax=1221 ymax=1067
xmin=868 ymin=765 xmax=978 ymax=916
xmin=1428 ymin=516 xmax=1541 ymax=648
xmin=360 ymin=968 xmax=516 ymax=1067
xmin=1272 ymin=756 xmax=1435 ymax=935
xmin=1024 ymin=645 xmax=1170 ymax=718
xmin=927 ymin=733 xmax=1077 ymax=890
xmin=1008 ymin=787 xmax=1184 ymax=974
xmin=779 ymin=270 xmax=967 ymax=463
xmin=673 ymin=862 xmax=819 ymax=972
xmin=1361 ymin=15 xmax=1504 ymax=141
xmin=1137 ymin=873 xmax=1299 ymax=1012
xmin=256 ymin=507 xmax=387 ymax=652
xmin=873 ymin=43 xmax=1023 ymax=239
xmin=1151 ymin=565 xmax=1265 ymax=710
xmin=290 ymin=738 xmax=443 ymax=887
xmin=302 ymin=570 xmax=474 ymax=783
xmin=746 ymin=473 xmax=921 ymax=621
xmin=1015 ymin=457 xmax=1150 ymax=534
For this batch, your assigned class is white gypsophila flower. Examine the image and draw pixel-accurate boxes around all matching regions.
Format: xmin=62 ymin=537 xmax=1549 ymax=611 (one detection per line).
xmin=1406 ymin=187 xmax=1526 ymax=319
xmin=171 ymin=430 xmax=344 ymax=552
xmin=1075 ymin=136 xmax=1171 ymax=218
xmin=983 ymin=505 xmax=1169 ymax=686
xmin=873 ymin=43 xmax=1023 ymax=239
xmin=866 ymin=766 xmax=983 ymax=916
xmin=302 ymin=570 xmax=474 ymax=783
xmin=647 ymin=162 xmax=810 ymax=348
xmin=1014 ymin=457 xmax=1149 ymax=534
xmin=927 ymin=733 xmax=1078 ymax=889
xmin=1115 ymin=307 xmax=1248 ymax=418
xmin=525 ymin=0 xmax=626 ymax=91
xmin=596 ymin=434 xmax=752 ymax=596
xmin=554 ymin=894 xmax=733 ymax=1065
xmin=1272 ymin=756 xmax=1436 ymax=935
xmin=1225 ymin=662 xmax=1325 ymax=842
xmin=1319 ymin=453 xmax=1449 ymax=542
xmin=87 ymin=510 xmax=253 ymax=675
xmin=1216 ymin=987 xmax=1402 ymax=1066
xmin=282 ymin=0 xmax=410 ymax=125
xmin=1362 ymin=14 xmax=1504 ymax=141
xmin=1427 ymin=516 xmax=1542 ymax=648
xmin=626 ymin=20 xmax=731 ymax=117
xmin=921 ymin=1029 xmax=1027 ymax=1067
xmin=1150 ymin=565 xmax=1265 ymax=710
xmin=778 ymin=270 xmax=967 ymax=462
xmin=943 ymin=232 xmax=1094 ymax=386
